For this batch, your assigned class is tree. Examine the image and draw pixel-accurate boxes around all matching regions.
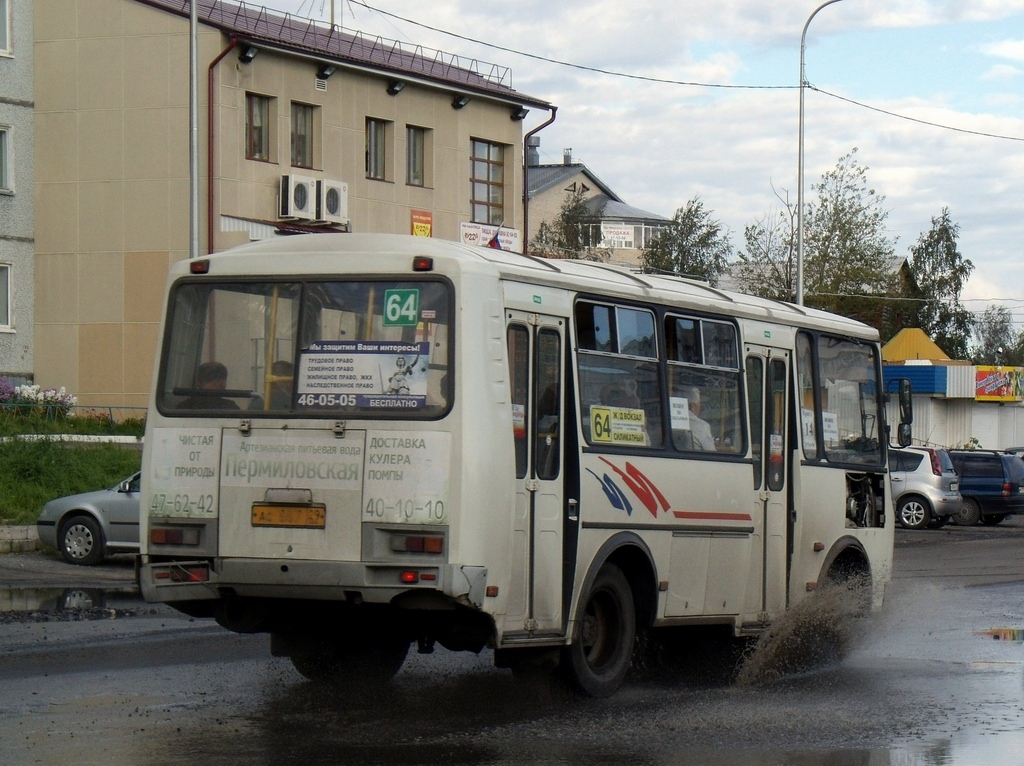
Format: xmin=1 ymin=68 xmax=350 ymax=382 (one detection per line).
xmin=734 ymin=150 xmax=899 ymax=332
xmin=905 ymin=208 xmax=974 ymax=360
xmin=529 ymin=187 xmax=604 ymax=260
xmin=802 ymin=149 xmax=898 ymax=325
xmin=971 ymin=305 xmax=1023 ymax=366
xmin=735 ymin=185 xmax=798 ymax=301
xmin=640 ymin=196 xmax=732 ymax=286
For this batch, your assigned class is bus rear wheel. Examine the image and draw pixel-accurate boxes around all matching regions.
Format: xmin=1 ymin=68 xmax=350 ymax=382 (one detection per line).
xmin=562 ymin=564 xmax=635 ymax=698
xmin=288 ymin=635 xmax=410 ymax=685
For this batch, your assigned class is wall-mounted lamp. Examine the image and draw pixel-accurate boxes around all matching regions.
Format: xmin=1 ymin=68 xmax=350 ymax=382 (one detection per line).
xmin=451 ymin=94 xmax=470 ymax=110
xmin=317 ymin=64 xmax=337 ymax=80
xmin=238 ymin=46 xmax=259 ymax=64
xmin=510 ymin=106 xmax=529 ymax=122
xmin=386 ymin=80 xmax=406 ymax=96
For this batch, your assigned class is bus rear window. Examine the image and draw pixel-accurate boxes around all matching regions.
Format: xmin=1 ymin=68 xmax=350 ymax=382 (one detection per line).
xmin=158 ymin=279 xmax=451 ymax=417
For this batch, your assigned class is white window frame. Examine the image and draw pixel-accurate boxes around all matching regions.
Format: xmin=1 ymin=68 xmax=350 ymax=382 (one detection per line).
xmin=0 ymin=126 xmax=9 ymax=192
xmin=0 ymin=0 xmax=10 ymax=56
xmin=0 ymin=263 xmax=11 ymax=329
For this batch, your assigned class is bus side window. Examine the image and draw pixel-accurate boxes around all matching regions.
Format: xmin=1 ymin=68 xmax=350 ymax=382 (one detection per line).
xmin=534 ymin=328 xmax=561 ymax=480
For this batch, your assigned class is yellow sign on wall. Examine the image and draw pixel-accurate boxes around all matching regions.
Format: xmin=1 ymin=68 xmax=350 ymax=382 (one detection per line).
xmin=411 ymin=210 xmax=432 ymax=238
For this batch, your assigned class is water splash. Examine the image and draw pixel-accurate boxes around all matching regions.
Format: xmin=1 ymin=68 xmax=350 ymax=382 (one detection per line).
xmin=735 ymin=580 xmax=869 ymax=687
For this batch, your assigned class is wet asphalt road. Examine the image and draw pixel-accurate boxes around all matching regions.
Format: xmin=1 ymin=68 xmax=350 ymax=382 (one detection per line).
xmin=0 ymin=520 xmax=1021 ymax=766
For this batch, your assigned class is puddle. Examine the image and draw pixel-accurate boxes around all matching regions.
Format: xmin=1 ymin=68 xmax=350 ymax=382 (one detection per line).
xmin=0 ymin=585 xmax=141 ymax=614
xmin=976 ymin=626 xmax=1024 ymax=642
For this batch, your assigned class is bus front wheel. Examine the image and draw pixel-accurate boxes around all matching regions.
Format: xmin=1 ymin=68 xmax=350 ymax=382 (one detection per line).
xmin=562 ymin=563 xmax=635 ymax=698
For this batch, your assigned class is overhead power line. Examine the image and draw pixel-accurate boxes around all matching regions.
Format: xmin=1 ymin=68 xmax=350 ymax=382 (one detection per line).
xmin=344 ymin=0 xmax=1024 ymax=142
xmin=344 ymin=0 xmax=790 ymax=90
xmin=811 ymin=86 xmax=1024 ymax=143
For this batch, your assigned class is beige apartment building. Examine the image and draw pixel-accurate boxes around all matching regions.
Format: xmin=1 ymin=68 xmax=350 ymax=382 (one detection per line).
xmin=32 ymin=0 xmax=551 ymax=408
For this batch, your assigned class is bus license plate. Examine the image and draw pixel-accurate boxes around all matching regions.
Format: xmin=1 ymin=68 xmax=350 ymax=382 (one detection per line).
xmin=251 ymin=503 xmax=326 ymax=529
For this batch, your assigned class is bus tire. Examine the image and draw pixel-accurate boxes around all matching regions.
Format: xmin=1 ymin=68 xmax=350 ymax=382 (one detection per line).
xmin=289 ymin=636 xmax=410 ymax=685
xmin=562 ymin=563 xmax=635 ymax=698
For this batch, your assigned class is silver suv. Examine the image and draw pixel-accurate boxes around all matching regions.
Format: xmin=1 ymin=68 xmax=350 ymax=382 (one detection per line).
xmin=890 ymin=446 xmax=962 ymax=530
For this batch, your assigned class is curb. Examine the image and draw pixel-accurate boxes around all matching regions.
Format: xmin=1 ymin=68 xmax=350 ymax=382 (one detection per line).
xmin=0 ymin=526 xmax=40 ymax=554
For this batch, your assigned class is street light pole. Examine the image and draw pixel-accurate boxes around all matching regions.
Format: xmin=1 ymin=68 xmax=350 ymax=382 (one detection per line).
xmin=797 ymin=0 xmax=845 ymax=306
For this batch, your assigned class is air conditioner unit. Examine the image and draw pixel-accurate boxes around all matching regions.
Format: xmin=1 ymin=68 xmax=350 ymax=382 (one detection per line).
xmin=280 ymin=174 xmax=316 ymax=220
xmin=317 ymin=179 xmax=349 ymax=225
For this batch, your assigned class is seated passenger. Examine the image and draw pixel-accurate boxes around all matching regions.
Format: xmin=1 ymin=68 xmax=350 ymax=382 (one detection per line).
xmin=180 ymin=361 xmax=240 ymax=410
xmin=684 ymin=386 xmax=716 ymax=451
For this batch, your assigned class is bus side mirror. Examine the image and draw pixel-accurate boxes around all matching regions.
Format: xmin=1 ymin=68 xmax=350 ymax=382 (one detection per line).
xmin=897 ymin=422 xmax=912 ymax=448
xmin=899 ymin=378 xmax=913 ymax=425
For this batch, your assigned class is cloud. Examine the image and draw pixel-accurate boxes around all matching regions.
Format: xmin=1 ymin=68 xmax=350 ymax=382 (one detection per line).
xmin=272 ymin=0 xmax=1024 ymax=311
xmin=981 ymin=39 xmax=1024 ymax=63
xmin=980 ymin=63 xmax=1024 ymax=81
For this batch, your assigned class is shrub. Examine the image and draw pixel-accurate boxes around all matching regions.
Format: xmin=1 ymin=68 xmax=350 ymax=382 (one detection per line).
xmin=0 ymin=378 xmax=78 ymax=420
xmin=0 ymin=379 xmax=145 ymax=436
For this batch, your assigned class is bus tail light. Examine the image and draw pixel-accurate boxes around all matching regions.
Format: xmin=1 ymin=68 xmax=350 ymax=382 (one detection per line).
xmin=150 ymin=527 xmax=201 ymax=546
xmin=400 ymin=570 xmax=419 ymax=584
xmin=412 ymin=256 xmax=434 ymax=272
xmin=391 ymin=534 xmax=444 ymax=554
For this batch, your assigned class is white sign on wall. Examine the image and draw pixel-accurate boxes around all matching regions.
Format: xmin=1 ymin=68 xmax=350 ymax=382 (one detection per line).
xmin=601 ymin=224 xmax=634 ymax=249
xmin=460 ymin=222 xmax=522 ymax=252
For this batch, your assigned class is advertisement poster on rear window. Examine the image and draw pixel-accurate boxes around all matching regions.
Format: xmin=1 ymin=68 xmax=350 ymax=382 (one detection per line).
xmin=295 ymin=340 xmax=430 ymax=411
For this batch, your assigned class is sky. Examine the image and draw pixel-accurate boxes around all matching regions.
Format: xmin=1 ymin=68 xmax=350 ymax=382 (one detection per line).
xmin=262 ymin=0 xmax=1024 ymax=326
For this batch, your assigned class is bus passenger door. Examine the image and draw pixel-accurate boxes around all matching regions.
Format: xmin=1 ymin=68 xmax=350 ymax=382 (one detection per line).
xmin=506 ymin=312 xmax=566 ymax=638
xmin=745 ymin=346 xmax=790 ymax=617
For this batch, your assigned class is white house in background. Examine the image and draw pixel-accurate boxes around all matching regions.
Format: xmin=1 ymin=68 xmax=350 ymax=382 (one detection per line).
xmin=526 ymin=142 xmax=668 ymax=266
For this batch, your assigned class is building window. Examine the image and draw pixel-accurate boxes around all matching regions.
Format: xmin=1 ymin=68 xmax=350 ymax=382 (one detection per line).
xmin=245 ymin=94 xmax=272 ymax=161
xmin=290 ymin=102 xmax=316 ymax=169
xmin=471 ymin=139 xmax=504 ymax=224
xmin=0 ymin=0 xmax=9 ymax=55
xmin=366 ymin=118 xmax=392 ymax=181
xmin=0 ymin=127 xmax=9 ymax=191
xmin=0 ymin=264 xmax=10 ymax=328
xmin=406 ymin=126 xmax=432 ymax=187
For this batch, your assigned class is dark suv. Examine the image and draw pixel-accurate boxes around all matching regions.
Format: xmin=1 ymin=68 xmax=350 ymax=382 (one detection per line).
xmin=947 ymin=450 xmax=1024 ymax=526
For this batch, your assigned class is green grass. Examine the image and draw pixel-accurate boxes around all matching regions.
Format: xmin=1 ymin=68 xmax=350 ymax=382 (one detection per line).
xmin=0 ymin=406 xmax=145 ymax=437
xmin=0 ymin=432 xmax=144 ymax=527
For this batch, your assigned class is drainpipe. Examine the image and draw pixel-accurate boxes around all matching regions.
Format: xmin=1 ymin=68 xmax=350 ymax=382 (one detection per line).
xmin=207 ymin=36 xmax=240 ymax=255
xmin=522 ymin=106 xmax=557 ymax=254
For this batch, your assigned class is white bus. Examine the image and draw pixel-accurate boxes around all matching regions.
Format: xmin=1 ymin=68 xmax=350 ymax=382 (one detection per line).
xmin=138 ymin=234 xmax=911 ymax=697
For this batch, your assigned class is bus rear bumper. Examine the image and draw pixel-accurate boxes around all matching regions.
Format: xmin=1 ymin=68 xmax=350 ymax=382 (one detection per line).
xmin=138 ymin=556 xmax=488 ymax=610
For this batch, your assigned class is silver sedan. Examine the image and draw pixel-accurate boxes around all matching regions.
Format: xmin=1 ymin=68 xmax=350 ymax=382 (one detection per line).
xmin=35 ymin=473 xmax=140 ymax=565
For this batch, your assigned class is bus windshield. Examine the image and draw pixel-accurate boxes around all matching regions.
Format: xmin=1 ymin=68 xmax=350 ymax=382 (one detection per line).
xmin=798 ymin=332 xmax=883 ymax=465
xmin=158 ymin=279 xmax=451 ymax=417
